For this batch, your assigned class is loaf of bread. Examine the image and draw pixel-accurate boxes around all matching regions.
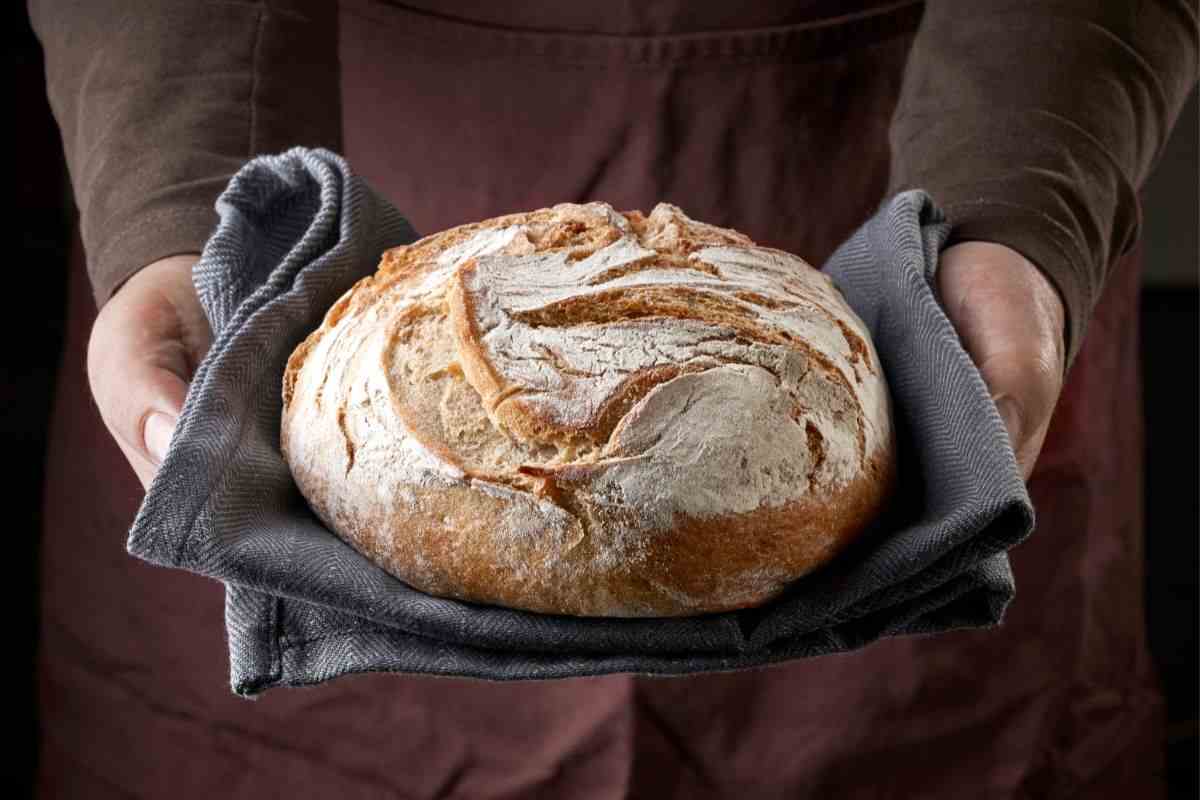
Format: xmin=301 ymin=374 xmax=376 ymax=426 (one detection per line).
xmin=281 ymin=202 xmax=895 ymax=617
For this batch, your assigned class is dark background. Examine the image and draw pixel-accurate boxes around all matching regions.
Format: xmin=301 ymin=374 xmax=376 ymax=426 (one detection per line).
xmin=9 ymin=4 xmax=1197 ymax=797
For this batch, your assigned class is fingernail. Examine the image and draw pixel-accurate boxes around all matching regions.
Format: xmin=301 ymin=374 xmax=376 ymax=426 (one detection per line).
xmin=145 ymin=412 xmax=177 ymax=464
xmin=995 ymin=396 xmax=1023 ymax=450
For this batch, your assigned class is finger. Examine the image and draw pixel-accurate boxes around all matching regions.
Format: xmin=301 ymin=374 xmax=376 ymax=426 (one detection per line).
xmin=937 ymin=242 xmax=1066 ymax=480
xmin=101 ymin=365 xmax=190 ymax=490
xmin=978 ymin=347 xmax=1062 ymax=481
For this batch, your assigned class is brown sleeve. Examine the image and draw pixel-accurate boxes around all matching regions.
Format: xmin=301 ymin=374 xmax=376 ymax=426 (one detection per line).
xmin=29 ymin=0 xmax=342 ymax=309
xmin=889 ymin=0 xmax=1198 ymax=370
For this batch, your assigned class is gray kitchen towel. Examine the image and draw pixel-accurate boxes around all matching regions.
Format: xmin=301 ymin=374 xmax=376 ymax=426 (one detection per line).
xmin=127 ymin=147 xmax=1035 ymax=696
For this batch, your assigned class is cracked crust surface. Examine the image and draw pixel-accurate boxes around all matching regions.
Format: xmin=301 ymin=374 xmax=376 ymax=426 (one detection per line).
xmin=281 ymin=202 xmax=895 ymax=617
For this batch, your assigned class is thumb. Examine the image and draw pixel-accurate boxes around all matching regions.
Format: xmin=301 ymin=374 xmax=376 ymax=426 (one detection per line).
xmin=87 ymin=255 xmax=208 ymax=489
xmin=937 ymin=242 xmax=1066 ymax=481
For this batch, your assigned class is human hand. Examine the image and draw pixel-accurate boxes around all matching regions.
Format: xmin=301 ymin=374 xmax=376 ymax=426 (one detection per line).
xmin=936 ymin=242 xmax=1067 ymax=481
xmin=87 ymin=254 xmax=210 ymax=490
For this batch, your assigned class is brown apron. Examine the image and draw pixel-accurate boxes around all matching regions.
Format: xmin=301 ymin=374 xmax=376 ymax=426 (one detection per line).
xmin=37 ymin=2 xmax=1165 ymax=797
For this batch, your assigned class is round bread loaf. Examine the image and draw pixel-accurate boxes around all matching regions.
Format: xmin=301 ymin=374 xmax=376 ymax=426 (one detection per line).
xmin=281 ymin=202 xmax=895 ymax=617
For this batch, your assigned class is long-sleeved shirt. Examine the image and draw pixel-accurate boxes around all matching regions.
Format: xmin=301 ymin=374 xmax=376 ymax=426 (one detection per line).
xmin=28 ymin=0 xmax=1199 ymax=370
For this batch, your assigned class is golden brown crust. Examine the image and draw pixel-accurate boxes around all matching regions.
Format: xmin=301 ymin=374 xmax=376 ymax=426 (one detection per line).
xmin=281 ymin=202 xmax=895 ymax=617
xmin=283 ymin=442 xmax=893 ymax=617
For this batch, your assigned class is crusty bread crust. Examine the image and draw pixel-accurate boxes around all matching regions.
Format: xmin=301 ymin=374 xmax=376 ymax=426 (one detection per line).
xmin=281 ymin=202 xmax=895 ymax=617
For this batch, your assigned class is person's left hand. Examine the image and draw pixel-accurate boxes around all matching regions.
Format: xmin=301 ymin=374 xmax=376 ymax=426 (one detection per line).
xmin=936 ymin=241 xmax=1067 ymax=481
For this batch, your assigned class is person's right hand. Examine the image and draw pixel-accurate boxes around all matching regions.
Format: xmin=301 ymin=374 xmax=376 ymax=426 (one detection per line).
xmin=87 ymin=254 xmax=210 ymax=490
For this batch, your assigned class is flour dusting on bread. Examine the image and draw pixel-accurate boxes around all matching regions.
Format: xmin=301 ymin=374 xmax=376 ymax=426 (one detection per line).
xmin=280 ymin=202 xmax=895 ymax=616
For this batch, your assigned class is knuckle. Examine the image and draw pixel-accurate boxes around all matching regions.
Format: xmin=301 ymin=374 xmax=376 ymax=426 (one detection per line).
xmin=1024 ymin=350 xmax=1063 ymax=408
xmin=983 ymin=351 xmax=1062 ymax=428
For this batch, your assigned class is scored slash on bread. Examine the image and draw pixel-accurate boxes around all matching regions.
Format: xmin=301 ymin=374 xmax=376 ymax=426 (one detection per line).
xmin=281 ymin=202 xmax=895 ymax=617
